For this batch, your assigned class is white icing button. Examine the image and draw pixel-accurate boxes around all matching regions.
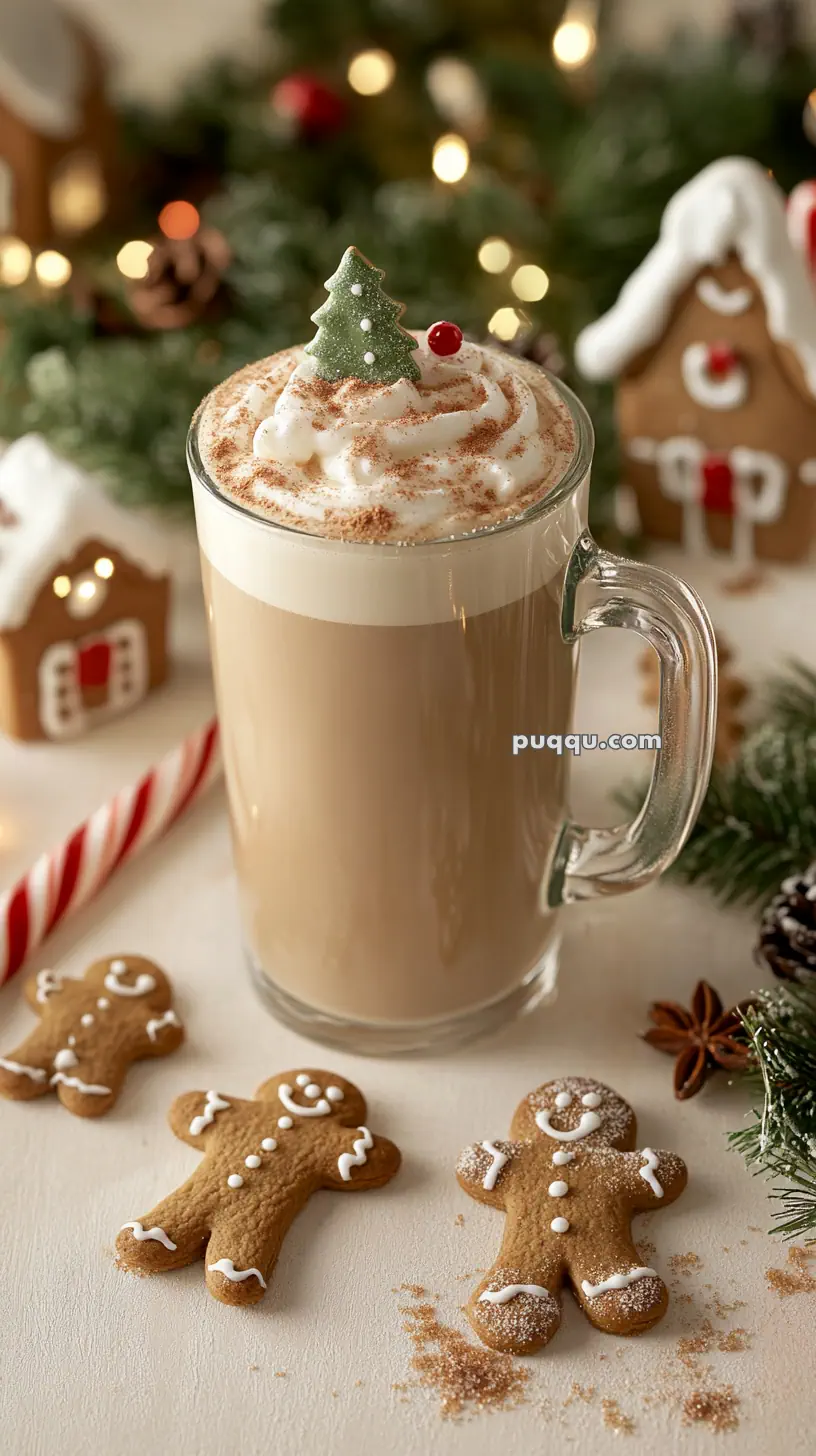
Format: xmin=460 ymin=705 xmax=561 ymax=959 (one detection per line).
xmin=549 ymin=1181 xmax=569 ymax=1197
xmin=97 ymin=998 xmax=110 ymax=1010
xmin=227 ymin=1174 xmax=244 ymax=1189
xmin=363 ymin=351 xmax=375 ymax=364
xmin=360 ymin=318 xmax=373 ymax=332
xmin=350 ymin=283 xmax=363 ymax=296
xmin=581 ymin=1091 xmax=602 ymax=1109
xmin=326 ymin=1086 xmax=344 ymax=1102
xmin=261 ymin=1138 xmax=277 ymax=1152
xmin=278 ymin=1116 xmax=293 ymax=1130
xmin=551 ymin=1217 xmax=570 ymax=1234
xmin=296 ymin=1074 xmax=310 ymax=1087
xmin=245 ymin=1155 xmax=261 ymax=1169
xmin=552 ymin=1150 xmax=574 ymax=1166
xmin=81 ymin=1013 xmax=94 ymax=1027
xmin=304 ymin=1083 xmax=321 ymax=1098
xmin=67 ymin=1035 xmax=76 ymax=1048
xmin=110 ymin=959 xmax=127 ymax=972
xmin=554 ymin=1091 xmax=572 ymax=1109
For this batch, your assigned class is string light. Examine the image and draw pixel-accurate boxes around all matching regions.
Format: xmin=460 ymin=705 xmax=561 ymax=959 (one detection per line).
xmin=488 ymin=306 xmax=524 ymax=342
xmin=511 ymin=264 xmax=550 ymax=301
xmin=426 ymin=58 xmax=487 ymax=134
xmin=49 ymin=152 xmax=106 ymax=234
xmin=347 ymin=49 xmax=395 ymax=95
xmin=552 ymin=1 xmax=598 ymax=70
xmin=158 ymin=201 xmax=200 ymax=241
xmin=478 ymin=237 xmax=512 ymax=273
xmin=34 ymin=250 xmax=72 ymax=287
xmin=432 ymin=134 xmax=470 ymax=184
xmin=0 ymin=236 xmax=32 ymax=285
xmin=116 ymin=241 xmax=154 ymax=280
xmin=52 ymin=575 xmax=71 ymax=599
xmin=94 ymin=557 xmax=115 ymax=579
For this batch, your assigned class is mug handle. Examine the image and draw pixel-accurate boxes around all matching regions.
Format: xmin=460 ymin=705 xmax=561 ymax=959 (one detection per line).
xmin=547 ymin=532 xmax=718 ymax=907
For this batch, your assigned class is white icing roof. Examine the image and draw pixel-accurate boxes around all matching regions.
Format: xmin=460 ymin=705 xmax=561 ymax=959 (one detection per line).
xmin=0 ymin=0 xmax=83 ymax=137
xmin=0 ymin=435 xmax=172 ymax=632
xmin=575 ymin=157 xmax=816 ymax=399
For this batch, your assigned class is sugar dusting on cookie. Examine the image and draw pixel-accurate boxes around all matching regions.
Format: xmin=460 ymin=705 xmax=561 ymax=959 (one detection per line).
xmin=397 ymin=1290 xmax=528 ymax=1418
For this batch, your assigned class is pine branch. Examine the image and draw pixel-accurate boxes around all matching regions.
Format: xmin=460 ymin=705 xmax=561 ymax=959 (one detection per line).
xmin=729 ymin=983 xmax=816 ymax=1241
xmin=764 ymin=659 xmax=816 ymax=736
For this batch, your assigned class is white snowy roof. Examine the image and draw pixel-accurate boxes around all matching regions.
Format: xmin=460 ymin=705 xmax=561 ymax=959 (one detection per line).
xmin=575 ymin=157 xmax=816 ymax=399
xmin=0 ymin=435 xmax=172 ymax=632
xmin=0 ymin=0 xmax=83 ymax=137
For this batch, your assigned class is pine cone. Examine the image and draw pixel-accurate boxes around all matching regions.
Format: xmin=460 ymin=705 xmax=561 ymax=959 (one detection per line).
xmin=757 ymin=867 xmax=816 ymax=982
xmin=128 ymin=229 xmax=231 ymax=331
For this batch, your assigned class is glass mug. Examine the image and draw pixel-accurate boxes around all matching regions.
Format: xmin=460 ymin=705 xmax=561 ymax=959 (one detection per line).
xmin=188 ymin=374 xmax=716 ymax=1054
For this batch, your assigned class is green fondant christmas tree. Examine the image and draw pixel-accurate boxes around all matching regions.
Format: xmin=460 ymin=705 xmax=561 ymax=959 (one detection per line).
xmin=306 ymin=246 xmax=420 ymax=384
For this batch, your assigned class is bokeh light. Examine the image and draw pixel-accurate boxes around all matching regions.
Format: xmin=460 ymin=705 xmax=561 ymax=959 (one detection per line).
xmin=34 ymin=250 xmax=72 ymax=287
xmin=478 ymin=237 xmax=512 ymax=273
xmin=0 ymin=236 xmax=32 ymax=285
xmin=432 ymin=134 xmax=470 ymax=184
xmin=348 ymin=50 xmax=395 ymax=96
xmin=488 ymin=306 xmax=523 ymax=342
xmin=116 ymin=241 xmax=154 ymax=280
xmin=158 ymin=201 xmax=200 ymax=240
xmin=552 ymin=20 xmax=597 ymax=70
xmin=511 ymin=264 xmax=550 ymax=301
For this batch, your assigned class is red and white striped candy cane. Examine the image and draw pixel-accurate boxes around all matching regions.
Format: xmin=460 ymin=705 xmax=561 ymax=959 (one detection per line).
xmin=0 ymin=718 xmax=221 ymax=989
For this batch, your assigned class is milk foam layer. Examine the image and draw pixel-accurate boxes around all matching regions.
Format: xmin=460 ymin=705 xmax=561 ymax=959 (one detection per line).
xmin=197 ymin=337 xmax=576 ymax=545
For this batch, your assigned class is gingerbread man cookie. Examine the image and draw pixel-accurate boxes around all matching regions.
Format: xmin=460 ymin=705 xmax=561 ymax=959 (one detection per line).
xmin=0 ymin=956 xmax=183 ymax=1118
xmin=115 ymin=1068 xmax=401 ymax=1306
xmin=456 ymin=1076 xmax=687 ymax=1354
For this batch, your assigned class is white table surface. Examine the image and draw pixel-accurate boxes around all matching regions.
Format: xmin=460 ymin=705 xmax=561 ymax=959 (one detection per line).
xmin=2 ymin=540 xmax=815 ymax=1456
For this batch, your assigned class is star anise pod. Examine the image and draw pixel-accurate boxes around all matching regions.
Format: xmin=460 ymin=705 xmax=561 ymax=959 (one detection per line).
xmin=642 ymin=980 xmax=753 ymax=1099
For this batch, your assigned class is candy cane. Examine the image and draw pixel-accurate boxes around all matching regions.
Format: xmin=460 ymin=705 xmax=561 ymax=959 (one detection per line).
xmin=0 ymin=718 xmax=221 ymax=989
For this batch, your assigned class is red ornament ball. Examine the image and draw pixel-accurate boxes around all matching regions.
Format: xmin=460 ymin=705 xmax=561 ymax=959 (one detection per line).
xmin=272 ymin=72 xmax=347 ymax=139
xmin=427 ymin=320 xmax=463 ymax=357
xmin=706 ymin=341 xmax=739 ymax=378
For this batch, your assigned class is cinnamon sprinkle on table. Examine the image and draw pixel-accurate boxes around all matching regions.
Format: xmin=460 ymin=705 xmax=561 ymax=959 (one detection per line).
xmin=683 ymin=1386 xmax=740 ymax=1433
xmin=398 ymin=1297 xmax=528 ymax=1418
xmin=766 ymin=1245 xmax=816 ymax=1298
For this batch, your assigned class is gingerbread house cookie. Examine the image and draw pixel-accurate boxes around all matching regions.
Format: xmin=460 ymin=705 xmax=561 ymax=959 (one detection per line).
xmin=0 ymin=435 xmax=171 ymax=740
xmin=575 ymin=157 xmax=816 ymax=567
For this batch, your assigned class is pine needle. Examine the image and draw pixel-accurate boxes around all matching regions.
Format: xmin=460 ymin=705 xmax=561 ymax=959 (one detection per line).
xmin=729 ymin=983 xmax=816 ymax=1242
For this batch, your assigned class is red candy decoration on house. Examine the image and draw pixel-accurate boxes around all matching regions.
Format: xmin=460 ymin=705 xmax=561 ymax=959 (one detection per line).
xmin=706 ymin=342 xmax=739 ymax=379
xmin=427 ymin=321 xmax=463 ymax=357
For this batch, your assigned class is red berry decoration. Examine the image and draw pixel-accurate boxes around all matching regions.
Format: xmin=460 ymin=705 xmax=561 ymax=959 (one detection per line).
xmin=427 ymin=320 xmax=463 ymax=357
xmin=272 ymin=72 xmax=347 ymax=140
xmin=706 ymin=341 xmax=739 ymax=377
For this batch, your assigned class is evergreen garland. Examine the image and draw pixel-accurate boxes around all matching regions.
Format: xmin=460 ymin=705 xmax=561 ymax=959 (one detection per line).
xmin=619 ymin=661 xmax=816 ymax=908
xmin=731 ymin=981 xmax=816 ymax=1242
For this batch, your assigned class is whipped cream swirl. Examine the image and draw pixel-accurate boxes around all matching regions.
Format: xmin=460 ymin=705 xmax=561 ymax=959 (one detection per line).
xmin=201 ymin=334 xmax=575 ymax=543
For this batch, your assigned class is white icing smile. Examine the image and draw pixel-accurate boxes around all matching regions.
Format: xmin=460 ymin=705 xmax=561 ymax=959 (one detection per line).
xmin=535 ymin=1108 xmax=601 ymax=1142
xmin=104 ymin=960 xmax=157 ymax=997
xmin=681 ymin=341 xmax=749 ymax=410
xmin=278 ymin=1080 xmax=344 ymax=1118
